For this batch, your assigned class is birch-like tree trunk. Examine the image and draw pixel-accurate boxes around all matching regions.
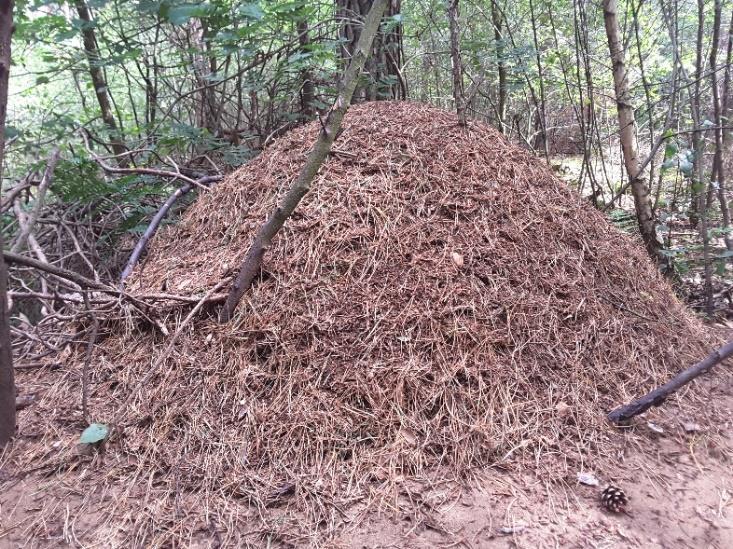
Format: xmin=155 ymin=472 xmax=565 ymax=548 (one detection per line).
xmin=709 ymin=0 xmax=733 ymax=251
xmin=0 ymin=0 xmax=16 ymax=447
xmin=602 ymin=0 xmax=662 ymax=261
xmin=491 ymin=0 xmax=507 ymax=133
xmin=219 ymin=0 xmax=389 ymax=323
xmin=447 ymin=0 xmax=465 ymax=126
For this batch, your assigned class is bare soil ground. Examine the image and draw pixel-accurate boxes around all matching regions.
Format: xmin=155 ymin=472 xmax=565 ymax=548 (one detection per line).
xmin=348 ymin=375 xmax=733 ymax=549
xmin=2 ymin=370 xmax=732 ymax=548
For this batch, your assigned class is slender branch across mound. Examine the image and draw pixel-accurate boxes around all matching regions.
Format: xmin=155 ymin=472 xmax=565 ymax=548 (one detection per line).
xmin=119 ymin=175 xmax=222 ymax=285
xmin=218 ymin=0 xmax=390 ymax=323
xmin=4 ymin=251 xmax=225 ymax=308
xmin=608 ymin=339 xmax=733 ymax=423
xmin=4 ymin=251 xmax=111 ymax=293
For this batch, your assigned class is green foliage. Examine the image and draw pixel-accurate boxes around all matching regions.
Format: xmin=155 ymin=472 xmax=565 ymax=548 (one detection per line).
xmin=79 ymin=423 xmax=109 ymax=444
xmin=53 ymin=157 xmax=109 ymax=203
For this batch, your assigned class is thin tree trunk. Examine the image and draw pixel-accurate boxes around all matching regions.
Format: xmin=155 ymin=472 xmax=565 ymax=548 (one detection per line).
xmin=73 ymin=0 xmax=127 ymax=159
xmin=298 ymin=19 xmax=315 ymax=119
xmin=602 ymin=0 xmax=662 ymax=261
xmin=722 ymin=11 xmax=733 ymax=134
xmin=219 ymin=0 xmax=389 ymax=323
xmin=688 ymin=0 xmax=714 ymax=314
xmin=710 ymin=0 xmax=733 ymax=251
xmin=528 ymin=0 xmax=549 ymax=159
xmin=0 ymin=0 xmax=16 ymax=447
xmin=491 ymin=0 xmax=507 ymax=133
xmin=447 ymin=0 xmax=466 ymax=126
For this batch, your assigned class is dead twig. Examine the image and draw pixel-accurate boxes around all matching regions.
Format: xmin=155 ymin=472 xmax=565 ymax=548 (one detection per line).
xmin=608 ymin=339 xmax=733 ymax=423
xmin=81 ymin=291 xmax=99 ymax=424
xmin=119 ymin=175 xmax=222 ymax=285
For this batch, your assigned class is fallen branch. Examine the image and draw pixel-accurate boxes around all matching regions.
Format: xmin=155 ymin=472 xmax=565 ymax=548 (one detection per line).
xmin=4 ymin=251 xmax=110 ymax=293
xmin=11 ymin=148 xmax=60 ymax=253
xmin=8 ymin=289 xmax=227 ymax=306
xmin=608 ymin=339 xmax=733 ymax=423
xmin=119 ymin=175 xmax=222 ymax=285
xmin=80 ymin=129 xmax=217 ymax=190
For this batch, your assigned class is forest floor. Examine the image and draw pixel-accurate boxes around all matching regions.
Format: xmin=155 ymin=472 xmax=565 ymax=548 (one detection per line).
xmin=348 ymin=372 xmax=733 ymax=548
xmin=1 ymin=369 xmax=731 ymax=547
xmin=2 ymin=144 xmax=732 ymax=548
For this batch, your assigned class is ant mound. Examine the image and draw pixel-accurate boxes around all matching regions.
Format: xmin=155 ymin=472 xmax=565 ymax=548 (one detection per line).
xmin=12 ymin=102 xmax=716 ymax=540
xmin=129 ymin=100 xmax=712 ymax=484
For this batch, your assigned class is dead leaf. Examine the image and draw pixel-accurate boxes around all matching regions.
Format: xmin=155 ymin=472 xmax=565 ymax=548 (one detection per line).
xmin=577 ymin=472 xmax=600 ymax=486
xmin=451 ymin=252 xmax=464 ymax=268
xmin=556 ymin=401 xmax=571 ymax=417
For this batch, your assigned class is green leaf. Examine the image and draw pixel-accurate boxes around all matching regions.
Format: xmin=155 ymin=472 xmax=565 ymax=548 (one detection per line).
xmin=661 ymin=158 xmax=676 ymax=170
xmin=5 ymin=125 xmax=20 ymax=139
xmin=35 ymin=76 xmax=50 ymax=85
xmin=716 ymin=260 xmax=727 ymax=276
xmin=679 ymin=158 xmax=694 ymax=176
xmin=79 ymin=423 xmax=109 ymax=444
xmin=167 ymin=3 xmax=212 ymax=25
xmin=239 ymin=2 xmax=264 ymax=19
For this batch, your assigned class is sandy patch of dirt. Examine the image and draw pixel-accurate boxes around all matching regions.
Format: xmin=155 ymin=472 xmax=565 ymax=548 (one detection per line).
xmin=348 ymin=374 xmax=733 ymax=548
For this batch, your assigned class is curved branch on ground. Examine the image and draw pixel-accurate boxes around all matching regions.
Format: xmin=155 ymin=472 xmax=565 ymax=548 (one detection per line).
xmin=119 ymin=174 xmax=222 ymax=285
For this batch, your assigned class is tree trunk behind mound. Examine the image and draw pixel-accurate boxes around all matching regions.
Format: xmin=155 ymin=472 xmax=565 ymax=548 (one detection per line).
xmin=73 ymin=0 xmax=127 ymax=161
xmin=602 ymin=0 xmax=662 ymax=262
xmin=219 ymin=0 xmax=390 ymax=322
xmin=447 ymin=0 xmax=465 ymax=126
xmin=491 ymin=0 xmax=507 ymax=134
xmin=337 ymin=0 xmax=405 ymax=101
xmin=0 ymin=0 xmax=16 ymax=447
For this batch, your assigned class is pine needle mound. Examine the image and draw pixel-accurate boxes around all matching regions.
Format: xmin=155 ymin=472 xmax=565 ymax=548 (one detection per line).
xmin=13 ymin=102 xmax=716 ymax=541
xmin=124 ymin=102 xmax=709 ymax=479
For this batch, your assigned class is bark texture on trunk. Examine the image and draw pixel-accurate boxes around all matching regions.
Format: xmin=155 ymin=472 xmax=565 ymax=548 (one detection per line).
xmin=219 ymin=0 xmax=389 ymax=322
xmin=602 ymin=0 xmax=662 ymax=261
xmin=298 ymin=19 xmax=316 ymax=118
xmin=447 ymin=0 xmax=466 ymax=126
xmin=0 ymin=0 xmax=16 ymax=447
xmin=710 ymin=0 xmax=733 ymax=251
xmin=74 ymin=0 xmax=127 ymax=159
xmin=337 ymin=0 xmax=404 ymax=101
xmin=491 ymin=0 xmax=507 ymax=133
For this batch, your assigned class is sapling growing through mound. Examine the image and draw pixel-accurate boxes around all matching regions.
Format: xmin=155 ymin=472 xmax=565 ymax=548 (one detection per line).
xmin=218 ymin=0 xmax=390 ymax=323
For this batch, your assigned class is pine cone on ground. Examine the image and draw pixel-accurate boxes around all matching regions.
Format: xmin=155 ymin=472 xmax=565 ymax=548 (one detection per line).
xmin=600 ymin=485 xmax=629 ymax=513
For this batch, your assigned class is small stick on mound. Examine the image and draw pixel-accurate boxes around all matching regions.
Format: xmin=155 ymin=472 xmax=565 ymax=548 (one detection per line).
xmin=218 ymin=0 xmax=389 ymax=323
xmin=608 ymin=339 xmax=733 ymax=424
xmin=119 ymin=175 xmax=222 ymax=285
